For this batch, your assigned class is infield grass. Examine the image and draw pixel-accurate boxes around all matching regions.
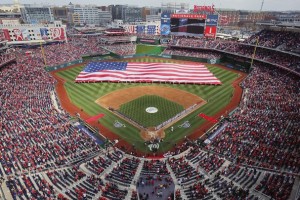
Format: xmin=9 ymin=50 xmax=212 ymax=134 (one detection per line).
xmin=56 ymin=57 xmax=239 ymax=153
xmin=119 ymin=95 xmax=184 ymax=127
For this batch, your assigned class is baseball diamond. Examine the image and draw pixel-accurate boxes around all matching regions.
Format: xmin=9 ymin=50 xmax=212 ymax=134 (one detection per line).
xmin=54 ymin=56 xmax=240 ymax=153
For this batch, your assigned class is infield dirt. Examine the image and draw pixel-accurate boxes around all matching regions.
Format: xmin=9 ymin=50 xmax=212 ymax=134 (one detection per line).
xmin=95 ymin=86 xmax=205 ymax=109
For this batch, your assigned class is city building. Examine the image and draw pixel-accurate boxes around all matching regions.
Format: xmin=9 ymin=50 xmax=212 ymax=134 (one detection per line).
xmin=122 ymin=6 xmax=143 ymax=22
xmin=68 ymin=4 xmax=100 ymax=25
xmin=20 ymin=5 xmax=54 ymax=24
xmin=216 ymin=9 xmax=269 ymax=26
xmin=142 ymin=7 xmax=161 ymax=21
xmin=161 ymin=3 xmax=189 ymax=14
xmin=146 ymin=14 xmax=161 ymax=22
xmin=109 ymin=5 xmax=126 ymax=21
xmin=52 ymin=7 xmax=68 ymax=22
xmin=276 ymin=11 xmax=300 ymax=23
xmin=99 ymin=11 xmax=112 ymax=26
xmin=67 ymin=4 xmax=111 ymax=26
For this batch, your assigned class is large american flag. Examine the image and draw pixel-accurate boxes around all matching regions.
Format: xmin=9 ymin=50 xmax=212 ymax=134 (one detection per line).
xmin=75 ymin=62 xmax=221 ymax=85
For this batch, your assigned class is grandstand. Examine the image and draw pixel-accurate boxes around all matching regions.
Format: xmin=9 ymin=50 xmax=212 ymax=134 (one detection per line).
xmin=104 ymin=28 xmax=126 ymax=36
xmin=0 ymin=14 xmax=299 ymax=200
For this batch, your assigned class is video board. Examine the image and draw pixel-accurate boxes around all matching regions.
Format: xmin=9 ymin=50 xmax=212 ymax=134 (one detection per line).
xmin=170 ymin=14 xmax=206 ymax=37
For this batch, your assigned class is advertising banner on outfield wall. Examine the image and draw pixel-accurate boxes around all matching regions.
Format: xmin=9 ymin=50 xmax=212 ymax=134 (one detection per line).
xmin=13 ymin=29 xmax=23 ymax=41
xmin=206 ymin=15 xmax=219 ymax=26
xmin=40 ymin=28 xmax=49 ymax=40
xmin=147 ymin=25 xmax=157 ymax=35
xmin=21 ymin=28 xmax=31 ymax=41
xmin=161 ymin=13 xmax=171 ymax=35
xmin=2 ymin=29 xmax=11 ymax=41
xmin=136 ymin=25 xmax=145 ymax=34
xmin=50 ymin=28 xmax=65 ymax=41
xmin=205 ymin=26 xmax=217 ymax=38
xmin=171 ymin=14 xmax=206 ymax=19
xmin=194 ymin=5 xmax=215 ymax=13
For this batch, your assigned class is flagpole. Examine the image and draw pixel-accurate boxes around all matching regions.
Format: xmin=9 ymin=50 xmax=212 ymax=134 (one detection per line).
xmin=40 ymin=41 xmax=47 ymax=66
xmin=250 ymin=36 xmax=259 ymax=71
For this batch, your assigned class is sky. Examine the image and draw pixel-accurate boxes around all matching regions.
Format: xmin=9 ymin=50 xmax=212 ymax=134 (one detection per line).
xmin=1 ymin=0 xmax=300 ymax=11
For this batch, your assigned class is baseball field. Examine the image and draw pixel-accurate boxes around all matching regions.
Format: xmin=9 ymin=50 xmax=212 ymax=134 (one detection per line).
xmin=135 ymin=44 xmax=165 ymax=55
xmin=53 ymin=56 xmax=243 ymax=153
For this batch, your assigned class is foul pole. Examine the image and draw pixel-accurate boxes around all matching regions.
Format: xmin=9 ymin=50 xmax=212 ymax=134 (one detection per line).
xmin=250 ymin=36 xmax=259 ymax=69
xmin=40 ymin=42 xmax=47 ymax=66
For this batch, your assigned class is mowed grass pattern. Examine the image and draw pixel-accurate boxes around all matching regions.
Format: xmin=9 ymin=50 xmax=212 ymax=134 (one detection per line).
xmin=56 ymin=57 xmax=239 ymax=153
xmin=135 ymin=44 xmax=165 ymax=55
xmin=119 ymin=95 xmax=184 ymax=127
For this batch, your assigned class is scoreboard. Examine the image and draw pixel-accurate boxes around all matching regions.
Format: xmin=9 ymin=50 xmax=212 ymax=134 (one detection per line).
xmin=163 ymin=13 xmax=218 ymax=38
xmin=170 ymin=18 xmax=205 ymax=36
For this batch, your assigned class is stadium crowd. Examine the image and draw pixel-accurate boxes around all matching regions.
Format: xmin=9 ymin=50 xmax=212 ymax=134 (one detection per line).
xmin=167 ymin=34 xmax=300 ymax=73
xmin=0 ymin=28 xmax=299 ymax=200
xmin=244 ymin=29 xmax=300 ymax=53
xmin=206 ymin=64 xmax=300 ymax=173
xmin=215 ymin=43 xmax=300 ymax=71
xmin=0 ymin=48 xmax=102 ymax=174
xmin=163 ymin=48 xmax=222 ymax=60
xmin=44 ymin=37 xmax=109 ymax=66
xmin=103 ymin=43 xmax=136 ymax=56
xmin=98 ymin=36 xmax=133 ymax=45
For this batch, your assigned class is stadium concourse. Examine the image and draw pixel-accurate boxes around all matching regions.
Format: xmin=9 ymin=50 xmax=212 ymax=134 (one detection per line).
xmin=0 ymin=29 xmax=299 ymax=200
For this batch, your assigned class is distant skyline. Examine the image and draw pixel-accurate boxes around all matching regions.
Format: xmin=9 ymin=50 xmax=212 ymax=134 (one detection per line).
xmin=1 ymin=0 xmax=300 ymax=11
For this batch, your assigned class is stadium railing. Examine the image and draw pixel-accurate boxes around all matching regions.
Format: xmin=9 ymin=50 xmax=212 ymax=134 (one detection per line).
xmin=74 ymin=116 xmax=108 ymax=146
xmin=0 ymin=57 xmax=17 ymax=68
xmin=45 ymin=59 xmax=83 ymax=72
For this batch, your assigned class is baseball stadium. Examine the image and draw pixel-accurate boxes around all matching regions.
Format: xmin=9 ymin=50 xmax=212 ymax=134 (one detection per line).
xmin=0 ymin=2 xmax=300 ymax=200
xmin=52 ymin=53 xmax=244 ymax=154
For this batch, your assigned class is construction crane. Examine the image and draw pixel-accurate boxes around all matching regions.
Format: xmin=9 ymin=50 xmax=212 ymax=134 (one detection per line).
xmin=260 ymin=0 xmax=264 ymax=12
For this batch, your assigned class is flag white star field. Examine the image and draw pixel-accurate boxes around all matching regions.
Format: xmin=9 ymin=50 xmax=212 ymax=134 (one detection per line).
xmin=75 ymin=62 xmax=221 ymax=85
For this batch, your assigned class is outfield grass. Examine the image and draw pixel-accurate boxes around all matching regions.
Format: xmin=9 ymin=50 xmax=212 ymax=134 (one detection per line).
xmin=135 ymin=44 xmax=165 ymax=55
xmin=119 ymin=95 xmax=184 ymax=127
xmin=56 ymin=57 xmax=238 ymax=153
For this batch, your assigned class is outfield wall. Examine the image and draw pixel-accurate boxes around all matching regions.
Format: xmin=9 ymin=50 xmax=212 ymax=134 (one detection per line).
xmin=82 ymin=53 xmax=112 ymax=62
xmin=122 ymin=54 xmax=171 ymax=59
xmin=45 ymin=59 xmax=83 ymax=72
xmin=220 ymin=54 xmax=251 ymax=73
xmin=167 ymin=54 xmax=221 ymax=64
xmin=137 ymin=38 xmax=160 ymax=45
xmin=45 ymin=52 xmax=118 ymax=72
xmin=44 ymin=53 xmax=220 ymax=72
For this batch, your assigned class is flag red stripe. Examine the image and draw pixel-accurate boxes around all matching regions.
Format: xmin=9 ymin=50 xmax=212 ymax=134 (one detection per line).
xmin=76 ymin=62 xmax=221 ymax=85
xmin=78 ymin=71 xmax=216 ymax=78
